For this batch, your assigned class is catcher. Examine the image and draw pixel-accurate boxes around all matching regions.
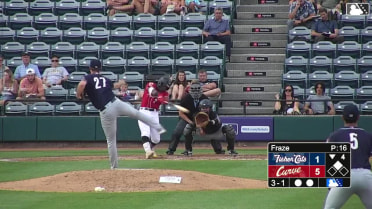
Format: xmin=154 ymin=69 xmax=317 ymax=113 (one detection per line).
xmin=183 ymin=99 xmax=238 ymax=156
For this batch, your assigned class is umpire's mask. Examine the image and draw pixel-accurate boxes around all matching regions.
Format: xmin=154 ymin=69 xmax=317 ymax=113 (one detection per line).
xmin=189 ymin=82 xmax=202 ymax=101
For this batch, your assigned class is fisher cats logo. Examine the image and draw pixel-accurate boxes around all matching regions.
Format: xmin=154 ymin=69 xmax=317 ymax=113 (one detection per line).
xmin=268 ymin=154 xmax=309 ymax=178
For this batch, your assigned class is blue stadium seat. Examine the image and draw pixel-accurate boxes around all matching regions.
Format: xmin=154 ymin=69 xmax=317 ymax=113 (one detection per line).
xmin=180 ymin=27 xmax=203 ymax=44
xmin=360 ymin=101 xmax=372 ymax=114
xmin=200 ymin=41 xmax=225 ymax=59
xmin=32 ymin=56 xmax=51 ymax=73
xmin=338 ymin=26 xmax=360 ymax=42
xmin=107 ymin=13 xmax=132 ymax=30
xmin=175 ymin=56 xmax=199 ymax=74
xmin=51 ymin=42 xmax=75 ymax=58
xmin=83 ymin=13 xmax=107 ymax=30
xmin=44 ymin=86 xmax=69 ymax=101
xmin=309 ymin=56 xmax=333 ymax=73
xmin=39 ymin=27 xmax=63 ymax=44
xmin=175 ymin=41 xmax=199 ymax=59
xmin=360 ymin=71 xmax=372 ymax=86
xmin=357 ymin=56 xmax=372 ymax=73
xmin=55 ymin=102 xmax=82 ymax=115
xmin=26 ymin=42 xmax=50 ymax=59
xmin=59 ymin=56 xmax=77 ymax=73
xmin=334 ymin=101 xmax=359 ymax=114
xmin=157 ymin=27 xmax=180 ymax=44
xmin=8 ymin=13 xmax=33 ymax=30
xmin=292 ymin=85 xmax=306 ymax=101
xmin=286 ymin=41 xmax=311 ymax=59
xmin=87 ymin=27 xmax=109 ymax=44
xmin=4 ymin=0 xmax=28 ymax=16
xmin=312 ymin=41 xmax=336 ymax=59
xmin=29 ymin=0 xmax=54 ymax=16
xmin=181 ymin=12 xmax=206 ymax=29
xmin=284 ymin=56 xmax=308 ymax=73
xmin=356 ymin=86 xmax=372 ymax=104
xmin=34 ymin=13 xmax=58 ymax=30
xmin=330 ymin=85 xmax=356 ymax=102
xmin=85 ymin=102 xmax=99 ymax=115
xmin=158 ymin=13 xmax=181 ymax=30
xmin=125 ymin=41 xmax=150 ymax=59
xmin=0 ymin=13 xmax=8 ymax=28
xmin=308 ymin=70 xmax=334 ymax=89
xmin=110 ymin=27 xmax=133 ymax=44
xmin=6 ymin=57 xmax=23 ymax=72
xmin=336 ymin=41 xmax=361 ymax=59
xmin=1 ymin=42 xmax=25 ymax=59
xmin=77 ymin=56 xmax=99 ymax=72
xmin=101 ymin=42 xmax=125 ymax=59
xmin=126 ymin=56 xmax=150 ymax=74
xmin=151 ymin=56 xmax=174 ymax=74
xmin=360 ymin=26 xmax=372 ymax=44
xmin=333 ymin=56 xmax=356 ymax=73
xmin=66 ymin=71 xmax=87 ymax=89
xmin=16 ymin=27 xmax=39 ymax=45
xmin=133 ymin=27 xmax=157 ymax=44
xmin=28 ymin=102 xmax=55 ymax=115
xmin=362 ymin=41 xmax=372 ymax=56
xmin=0 ymin=27 xmax=15 ymax=45
xmin=150 ymin=41 xmax=175 ymax=59
xmin=5 ymin=102 xmax=28 ymax=116
xmin=340 ymin=14 xmax=365 ymax=29
xmin=208 ymin=0 xmax=233 ymax=15
xmin=76 ymin=42 xmax=100 ymax=59
xmin=55 ymin=0 xmax=80 ymax=15
xmin=334 ymin=70 xmax=360 ymax=88
xmin=62 ymin=27 xmax=86 ymax=44
xmin=80 ymin=0 xmax=106 ymax=16
xmin=132 ymin=13 xmax=157 ymax=30
xmin=282 ymin=70 xmax=308 ymax=89
xmin=288 ymin=26 xmax=311 ymax=43
xmin=100 ymin=71 xmax=118 ymax=82
xmin=58 ymin=13 xmax=83 ymax=30
xmin=119 ymin=71 xmax=144 ymax=88
xmin=102 ymin=56 xmax=126 ymax=74
xmin=199 ymin=56 xmax=223 ymax=73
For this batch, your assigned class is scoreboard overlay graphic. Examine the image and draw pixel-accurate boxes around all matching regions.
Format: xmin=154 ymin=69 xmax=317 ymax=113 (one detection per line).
xmin=267 ymin=142 xmax=351 ymax=188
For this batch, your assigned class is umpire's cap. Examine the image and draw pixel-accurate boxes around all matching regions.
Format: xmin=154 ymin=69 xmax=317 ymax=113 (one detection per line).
xmin=90 ymin=59 xmax=101 ymax=70
xmin=343 ymin=104 xmax=359 ymax=123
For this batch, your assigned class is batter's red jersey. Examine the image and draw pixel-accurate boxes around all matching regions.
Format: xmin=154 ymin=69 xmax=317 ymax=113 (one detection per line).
xmin=140 ymin=82 xmax=169 ymax=110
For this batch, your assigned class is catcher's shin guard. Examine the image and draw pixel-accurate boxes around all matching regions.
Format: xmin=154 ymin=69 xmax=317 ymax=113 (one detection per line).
xmin=184 ymin=132 xmax=194 ymax=151
xmin=222 ymin=125 xmax=236 ymax=150
xmin=210 ymin=139 xmax=223 ymax=153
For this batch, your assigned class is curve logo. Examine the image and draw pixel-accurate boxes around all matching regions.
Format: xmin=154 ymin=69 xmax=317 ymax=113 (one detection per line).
xmin=241 ymin=126 xmax=270 ymax=133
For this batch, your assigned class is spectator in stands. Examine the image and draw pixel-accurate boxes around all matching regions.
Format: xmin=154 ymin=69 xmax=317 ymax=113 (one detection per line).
xmin=0 ymin=54 xmax=10 ymax=79
xmin=311 ymin=7 xmax=344 ymax=44
xmin=42 ymin=55 xmax=69 ymax=88
xmin=0 ymin=69 xmax=19 ymax=106
xmin=202 ymin=7 xmax=232 ymax=62
xmin=197 ymin=69 xmax=221 ymax=98
xmin=304 ymin=82 xmax=335 ymax=115
xmin=288 ymin=0 xmax=317 ymax=30
xmin=132 ymin=0 xmax=160 ymax=14
xmin=170 ymin=70 xmax=189 ymax=100
xmin=115 ymin=80 xmax=133 ymax=101
xmin=273 ymin=84 xmax=301 ymax=115
xmin=106 ymin=0 xmax=134 ymax=15
xmin=317 ymin=0 xmax=341 ymax=16
xmin=185 ymin=0 xmax=201 ymax=13
xmin=16 ymin=69 xmax=45 ymax=100
xmin=160 ymin=0 xmax=185 ymax=15
xmin=14 ymin=52 xmax=41 ymax=83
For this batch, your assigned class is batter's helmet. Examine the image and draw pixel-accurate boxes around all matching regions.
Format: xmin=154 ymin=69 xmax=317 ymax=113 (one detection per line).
xmin=157 ymin=76 xmax=171 ymax=92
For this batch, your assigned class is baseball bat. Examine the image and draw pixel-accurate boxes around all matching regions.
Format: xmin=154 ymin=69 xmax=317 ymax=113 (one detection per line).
xmin=164 ymin=102 xmax=190 ymax=113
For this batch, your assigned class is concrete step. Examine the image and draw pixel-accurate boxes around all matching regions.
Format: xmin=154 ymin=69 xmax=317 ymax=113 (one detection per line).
xmin=223 ymin=77 xmax=282 ymax=84
xmin=232 ymin=39 xmax=287 ymax=48
xmin=238 ymin=0 xmax=289 ymax=5
xmin=236 ymin=5 xmax=289 ymax=12
xmin=224 ymin=83 xmax=281 ymax=92
xmin=237 ymin=11 xmax=289 ymax=19
xmin=218 ymin=106 xmax=274 ymax=115
xmin=222 ymin=101 xmax=275 ymax=108
xmin=234 ymin=25 xmax=288 ymax=34
xmin=227 ymin=63 xmax=284 ymax=71
xmin=221 ymin=92 xmax=277 ymax=100
xmin=231 ymin=47 xmax=286 ymax=54
xmin=233 ymin=19 xmax=288 ymax=25
xmin=227 ymin=69 xmax=283 ymax=77
xmin=230 ymin=53 xmax=286 ymax=63
xmin=232 ymin=34 xmax=288 ymax=41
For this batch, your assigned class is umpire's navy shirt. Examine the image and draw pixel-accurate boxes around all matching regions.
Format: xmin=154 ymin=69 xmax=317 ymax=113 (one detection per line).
xmin=84 ymin=74 xmax=115 ymax=110
xmin=328 ymin=127 xmax=372 ymax=169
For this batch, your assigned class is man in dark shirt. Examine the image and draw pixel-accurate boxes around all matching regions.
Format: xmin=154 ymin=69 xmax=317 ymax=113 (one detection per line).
xmin=311 ymin=7 xmax=344 ymax=44
xmin=76 ymin=59 xmax=166 ymax=169
xmin=324 ymin=104 xmax=372 ymax=209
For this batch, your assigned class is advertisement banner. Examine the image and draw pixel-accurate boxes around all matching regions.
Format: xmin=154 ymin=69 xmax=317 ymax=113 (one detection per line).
xmin=220 ymin=117 xmax=273 ymax=141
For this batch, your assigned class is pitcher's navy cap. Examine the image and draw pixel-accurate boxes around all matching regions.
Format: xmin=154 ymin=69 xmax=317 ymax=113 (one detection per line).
xmin=343 ymin=104 xmax=359 ymax=121
xmin=89 ymin=59 xmax=101 ymax=69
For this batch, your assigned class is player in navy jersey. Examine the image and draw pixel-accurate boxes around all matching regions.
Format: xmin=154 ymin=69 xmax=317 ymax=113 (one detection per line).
xmin=76 ymin=59 xmax=166 ymax=169
xmin=324 ymin=104 xmax=372 ymax=209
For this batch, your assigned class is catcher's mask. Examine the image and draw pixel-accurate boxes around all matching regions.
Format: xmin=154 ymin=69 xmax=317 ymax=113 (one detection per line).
xmin=199 ymin=99 xmax=212 ymax=113
xmin=189 ymin=82 xmax=202 ymax=100
xmin=157 ymin=76 xmax=171 ymax=92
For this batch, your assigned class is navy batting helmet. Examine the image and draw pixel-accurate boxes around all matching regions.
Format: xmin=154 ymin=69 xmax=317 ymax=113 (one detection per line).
xmin=157 ymin=76 xmax=171 ymax=92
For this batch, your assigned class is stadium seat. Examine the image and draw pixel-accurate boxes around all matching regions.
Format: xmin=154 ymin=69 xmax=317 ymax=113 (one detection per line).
xmin=200 ymin=41 xmax=225 ymax=59
xmin=4 ymin=0 xmax=28 ymax=16
xmin=75 ymin=42 xmax=100 ymax=60
xmin=356 ymin=86 xmax=372 ymax=104
xmin=0 ymin=27 xmax=16 ymax=45
xmin=205 ymin=70 xmax=221 ymax=86
xmin=360 ymin=71 xmax=372 ymax=86
xmin=107 ymin=13 xmax=132 ymax=30
xmin=336 ymin=41 xmax=361 ymax=59
xmin=101 ymin=42 xmax=125 ymax=59
xmin=39 ymin=27 xmax=63 ymax=44
xmin=288 ymin=26 xmax=311 ymax=43
xmin=145 ymin=71 xmax=168 ymax=82
xmin=29 ymin=0 xmax=54 ymax=16
xmin=151 ymin=56 xmax=174 ymax=74
xmin=32 ymin=56 xmax=51 ymax=73
xmin=157 ymin=27 xmax=180 ymax=44
xmin=208 ymin=0 xmax=233 ymax=15
xmin=102 ymin=56 xmax=126 ymax=74
xmin=0 ymin=14 xmax=8 ymax=28
xmin=67 ymin=88 xmax=76 ymax=98
xmin=334 ymin=101 xmax=359 ymax=114
xmin=55 ymin=0 xmax=80 ymax=15
xmin=185 ymin=70 xmax=197 ymax=80
xmin=83 ymin=13 xmax=107 ymax=30
xmin=338 ymin=26 xmax=360 ymax=42
xmin=1 ymin=42 xmax=25 ymax=59
xmin=282 ymin=70 xmax=308 ymax=89
xmin=175 ymin=56 xmax=199 ymax=74
xmin=58 ymin=13 xmax=83 ymax=30
xmin=286 ymin=41 xmax=311 ymax=59
xmin=284 ymin=56 xmax=308 ymax=73
xmin=59 ymin=56 xmax=78 ymax=73
xmin=181 ymin=12 xmax=206 ymax=29
xmin=360 ymin=101 xmax=372 ymax=114
xmin=5 ymin=102 xmax=28 ymax=116
xmin=84 ymin=102 xmax=99 ymax=115
xmin=110 ymin=27 xmax=133 ymax=44
xmin=132 ymin=13 xmax=157 ymax=30
xmin=6 ymin=57 xmax=23 ymax=72
xmin=360 ymin=26 xmax=372 ymax=44
xmin=51 ymin=42 xmax=75 ymax=59
xmin=80 ymin=0 xmax=106 ymax=16
xmin=180 ymin=27 xmax=203 ymax=44
xmin=34 ymin=13 xmax=58 ymax=30
xmin=311 ymin=41 xmax=336 ymax=59
xmin=366 ymin=14 xmax=372 ymax=27
xmin=16 ymin=27 xmax=39 ymax=45
xmin=26 ymin=42 xmax=50 ymax=59
xmin=199 ymin=56 xmax=223 ymax=73
xmin=175 ymin=41 xmax=199 ymax=59
xmin=133 ymin=27 xmax=157 ymax=44
xmin=362 ymin=41 xmax=372 ymax=56
xmin=150 ymin=41 xmax=175 ymax=59
xmin=334 ymin=70 xmax=360 ymax=88
xmin=66 ymin=71 xmax=87 ymax=89
xmin=119 ymin=71 xmax=144 ymax=88
xmin=44 ymin=86 xmax=69 ymax=102
xmin=125 ymin=41 xmax=150 ymax=59
xmin=77 ymin=56 xmax=98 ymax=72
xmin=55 ymin=102 xmax=82 ymax=115
xmin=100 ymin=71 xmax=118 ymax=82
xmin=292 ymin=85 xmax=306 ymax=101
xmin=308 ymin=71 xmax=334 ymax=89
xmin=126 ymin=56 xmax=150 ymax=74
xmin=157 ymin=13 xmax=181 ymax=30
xmin=87 ymin=27 xmax=109 ymax=44
xmin=330 ymin=85 xmax=356 ymax=102
xmin=8 ymin=13 xmax=33 ymax=30
xmin=28 ymin=102 xmax=55 ymax=116
xmin=333 ymin=56 xmax=356 ymax=73
xmin=357 ymin=56 xmax=372 ymax=73
xmin=305 ymin=86 xmax=331 ymax=97
xmin=62 ymin=27 xmax=86 ymax=44
xmin=339 ymin=14 xmax=365 ymax=29
xmin=309 ymin=56 xmax=333 ymax=73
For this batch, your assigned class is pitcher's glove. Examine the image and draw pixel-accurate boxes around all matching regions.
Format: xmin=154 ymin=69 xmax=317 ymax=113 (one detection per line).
xmin=194 ymin=112 xmax=210 ymax=128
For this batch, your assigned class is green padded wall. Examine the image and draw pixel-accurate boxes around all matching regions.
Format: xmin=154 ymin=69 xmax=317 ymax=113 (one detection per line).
xmin=0 ymin=118 xmax=2 ymax=142
xmin=3 ymin=117 xmax=37 ymax=142
xmin=37 ymin=117 xmax=96 ymax=141
xmin=333 ymin=116 xmax=372 ymax=133
xmin=274 ymin=116 xmax=334 ymax=141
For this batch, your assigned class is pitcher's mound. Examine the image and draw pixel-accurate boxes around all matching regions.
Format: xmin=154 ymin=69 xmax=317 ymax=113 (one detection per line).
xmin=0 ymin=169 xmax=267 ymax=192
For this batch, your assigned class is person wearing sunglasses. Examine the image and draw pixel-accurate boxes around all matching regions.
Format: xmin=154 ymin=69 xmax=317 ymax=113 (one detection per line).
xmin=274 ymin=84 xmax=301 ymax=115
xmin=42 ymin=55 xmax=69 ymax=88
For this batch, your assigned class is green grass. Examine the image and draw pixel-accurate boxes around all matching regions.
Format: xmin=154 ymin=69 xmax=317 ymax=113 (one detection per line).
xmin=0 ymin=149 xmax=366 ymax=209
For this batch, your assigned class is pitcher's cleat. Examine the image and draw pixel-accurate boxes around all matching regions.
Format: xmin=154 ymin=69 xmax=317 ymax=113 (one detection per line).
xmin=157 ymin=127 xmax=167 ymax=135
xmin=152 ymin=151 xmax=158 ymax=158
xmin=181 ymin=150 xmax=192 ymax=156
xmin=166 ymin=150 xmax=174 ymax=155
xmin=145 ymin=151 xmax=155 ymax=159
xmin=228 ymin=150 xmax=238 ymax=155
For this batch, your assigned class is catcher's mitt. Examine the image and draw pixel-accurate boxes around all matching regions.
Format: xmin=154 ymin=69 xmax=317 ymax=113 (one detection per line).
xmin=194 ymin=111 xmax=210 ymax=128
